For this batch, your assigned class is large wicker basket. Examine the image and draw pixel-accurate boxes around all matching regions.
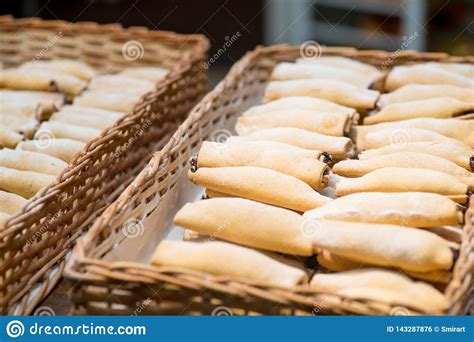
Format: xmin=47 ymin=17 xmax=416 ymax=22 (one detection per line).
xmin=0 ymin=16 xmax=209 ymax=315
xmin=66 ymin=45 xmax=473 ymax=316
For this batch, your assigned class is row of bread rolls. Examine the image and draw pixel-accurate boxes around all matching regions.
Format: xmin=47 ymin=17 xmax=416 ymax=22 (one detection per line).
xmin=148 ymin=57 xmax=473 ymax=313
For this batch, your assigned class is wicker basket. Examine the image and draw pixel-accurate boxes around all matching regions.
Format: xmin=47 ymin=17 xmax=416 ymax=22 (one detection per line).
xmin=66 ymin=45 xmax=473 ymax=316
xmin=0 ymin=16 xmax=209 ymax=315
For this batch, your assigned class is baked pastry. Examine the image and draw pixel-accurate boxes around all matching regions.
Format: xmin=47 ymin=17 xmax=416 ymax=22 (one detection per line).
xmin=316 ymin=250 xmax=452 ymax=284
xmin=17 ymin=139 xmax=85 ymax=163
xmin=0 ymin=127 xmax=23 ymax=148
xmin=333 ymin=152 xmax=474 ymax=188
xmin=174 ymin=197 xmax=312 ymax=256
xmin=296 ymin=55 xmax=382 ymax=79
xmin=151 ymin=240 xmax=307 ymax=287
xmin=0 ymin=90 xmax=64 ymax=114
xmin=119 ymin=66 xmax=169 ymax=82
xmin=385 ymin=65 xmax=474 ymax=91
xmin=0 ymin=166 xmax=55 ymax=198
xmin=424 ymin=62 xmax=474 ymax=78
xmin=0 ymin=190 xmax=27 ymax=215
xmin=50 ymin=112 xmax=117 ymax=130
xmin=364 ymin=97 xmax=474 ymax=124
xmin=19 ymin=59 xmax=96 ymax=80
xmin=354 ymin=118 xmax=474 ymax=148
xmin=311 ymin=219 xmax=456 ymax=272
xmin=73 ymin=90 xmax=141 ymax=112
xmin=235 ymin=108 xmax=353 ymax=136
xmin=0 ymin=148 xmax=67 ymax=176
xmin=304 ymin=192 xmax=463 ymax=227
xmin=189 ymin=166 xmax=332 ymax=212
xmin=195 ymin=141 xmax=330 ymax=189
xmin=36 ymin=122 xmax=100 ymax=143
xmin=0 ymin=102 xmax=41 ymax=119
xmin=234 ymin=127 xmax=354 ymax=160
xmin=88 ymin=75 xmax=155 ymax=93
xmin=358 ymin=141 xmax=474 ymax=170
xmin=335 ymin=167 xmax=469 ymax=203
xmin=378 ymin=84 xmax=474 ymax=107
xmin=59 ymin=105 xmax=123 ymax=117
xmin=309 ymin=269 xmax=449 ymax=313
xmin=270 ymin=62 xmax=373 ymax=88
xmin=263 ymin=80 xmax=380 ymax=110
xmin=0 ymin=113 xmax=37 ymax=137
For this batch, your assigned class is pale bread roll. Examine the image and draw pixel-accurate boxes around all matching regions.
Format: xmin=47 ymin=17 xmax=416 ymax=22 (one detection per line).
xmin=119 ymin=66 xmax=169 ymax=82
xmin=88 ymin=75 xmax=155 ymax=93
xmin=309 ymin=269 xmax=449 ymax=313
xmin=151 ymin=240 xmax=308 ymax=287
xmin=263 ymin=80 xmax=379 ymax=110
xmin=335 ymin=167 xmax=468 ymax=204
xmin=0 ymin=90 xmax=64 ymax=113
xmin=333 ymin=152 xmax=474 ymax=188
xmin=424 ymin=62 xmax=474 ymax=78
xmin=304 ymin=192 xmax=463 ymax=227
xmin=36 ymin=122 xmax=100 ymax=143
xmin=204 ymin=189 xmax=232 ymax=198
xmin=310 ymin=219 xmax=455 ymax=272
xmin=0 ymin=190 xmax=27 ymax=215
xmin=20 ymin=59 xmax=96 ymax=80
xmin=243 ymin=96 xmax=357 ymax=118
xmin=296 ymin=55 xmax=382 ymax=79
xmin=364 ymin=97 xmax=474 ymax=124
xmin=385 ymin=64 xmax=474 ymax=91
xmin=0 ymin=148 xmax=67 ymax=175
xmin=17 ymin=139 xmax=84 ymax=163
xmin=0 ymin=211 xmax=11 ymax=227
xmin=360 ymin=127 xmax=471 ymax=152
xmin=0 ymin=127 xmax=23 ymax=148
xmin=73 ymin=90 xmax=141 ymax=112
xmin=271 ymin=62 xmax=373 ymax=88
xmin=378 ymin=84 xmax=474 ymax=107
xmin=359 ymin=141 xmax=473 ymax=170
xmin=196 ymin=141 xmax=330 ymax=189
xmin=50 ymin=112 xmax=117 ymax=130
xmin=189 ymin=166 xmax=332 ymax=212
xmin=235 ymin=109 xmax=352 ymax=137
xmin=0 ymin=166 xmax=55 ymax=198
xmin=174 ymin=198 xmax=312 ymax=256
xmin=0 ymin=113 xmax=37 ymax=136
xmin=354 ymin=118 xmax=474 ymax=148
xmin=59 ymin=105 xmax=123 ymax=117
xmin=0 ymin=102 xmax=40 ymax=118
xmin=235 ymin=127 xmax=354 ymax=159
xmin=316 ymin=250 xmax=452 ymax=284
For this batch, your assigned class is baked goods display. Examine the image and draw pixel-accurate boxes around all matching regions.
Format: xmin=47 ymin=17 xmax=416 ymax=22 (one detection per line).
xmin=0 ymin=59 xmax=168 ymax=225
xmin=150 ymin=56 xmax=473 ymax=314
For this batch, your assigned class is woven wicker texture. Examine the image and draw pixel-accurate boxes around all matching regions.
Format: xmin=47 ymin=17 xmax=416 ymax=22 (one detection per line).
xmin=66 ymin=45 xmax=473 ymax=316
xmin=0 ymin=16 xmax=209 ymax=315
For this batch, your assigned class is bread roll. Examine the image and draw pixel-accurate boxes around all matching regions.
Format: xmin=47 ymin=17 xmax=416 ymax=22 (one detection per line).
xmin=0 ymin=127 xmax=23 ymax=148
xmin=50 ymin=112 xmax=117 ymax=130
xmin=311 ymin=219 xmax=455 ymax=272
xmin=236 ymin=108 xmax=353 ymax=137
xmin=0 ymin=102 xmax=40 ymax=118
xmin=243 ymin=96 xmax=357 ymax=118
xmin=119 ymin=66 xmax=168 ymax=82
xmin=385 ymin=65 xmax=474 ymax=91
xmin=0 ymin=190 xmax=27 ymax=215
xmin=0 ymin=166 xmax=55 ymax=198
xmin=36 ymin=122 xmax=100 ymax=143
xmin=359 ymin=141 xmax=473 ymax=170
xmin=59 ymin=105 xmax=123 ymax=117
xmin=0 ymin=148 xmax=67 ymax=175
xmin=17 ymin=139 xmax=85 ymax=163
xmin=354 ymin=118 xmax=474 ymax=149
xmin=304 ymin=192 xmax=463 ymax=227
xmin=309 ymin=269 xmax=449 ymax=313
xmin=196 ymin=141 xmax=330 ymax=189
xmin=235 ymin=127 xmax=354 ymax=159
xmin=365 ymin=97 xmax=474 ymax=124
xmin=151 ymin=240 xmax=307 ymax=287
xmin=316 ymin=250 xmax=452 ymax=284
xmin=263 ymin=80 xmax=380 ymax=110
xmin=0 ymin=90 xmax=64 ymax=114
xmin=271 ymin=62 xmax=373 ymax=88
xmin=88 ymin=75 xmax=155 ymax=93
xmin=174 ymin=198 xmax=312 ymax=256
xmin=0 ymin=113 xmax=37 ymax=137
xmin=73 ymin=90 xmax=141 ymax=112
xmin=296 ymin=55 xmax=382 ymax=79
xmin=424 ymin=62 xmax=474 ymax=78
xmin=189 ymin=166 xmax=332 ymax=212
xmin=333 ymin=152 xmax=474 ymax=188
xmin=20 ymin=59 xmax=96 ymax=80
xmin=335 ymin=167 xmax=468 ymax=203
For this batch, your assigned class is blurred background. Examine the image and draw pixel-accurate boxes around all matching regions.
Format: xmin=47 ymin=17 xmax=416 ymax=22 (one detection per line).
xmin=1 ymin=0 xmax=473 ymax=86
